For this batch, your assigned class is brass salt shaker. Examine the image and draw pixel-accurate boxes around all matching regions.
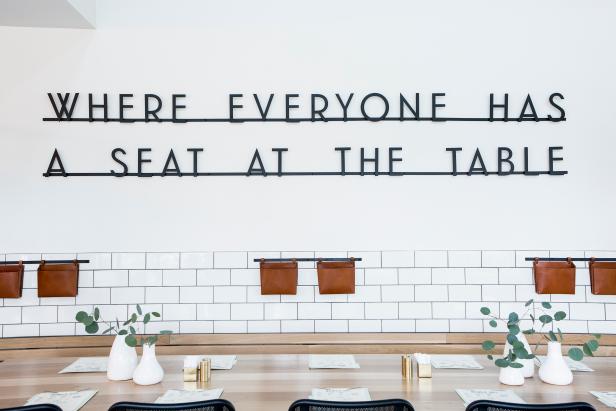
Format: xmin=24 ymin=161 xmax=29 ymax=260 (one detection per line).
xmin=401 ymin=354 xmax=413 ymax=380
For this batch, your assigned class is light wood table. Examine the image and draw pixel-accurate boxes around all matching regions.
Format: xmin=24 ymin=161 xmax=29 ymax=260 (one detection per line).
xmin=0 ymin=355 xmax=614 ymax=411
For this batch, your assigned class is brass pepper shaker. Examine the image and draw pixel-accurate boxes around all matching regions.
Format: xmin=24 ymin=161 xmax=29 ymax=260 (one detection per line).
xmin=198 ymin=358 xmax=211 ymax=382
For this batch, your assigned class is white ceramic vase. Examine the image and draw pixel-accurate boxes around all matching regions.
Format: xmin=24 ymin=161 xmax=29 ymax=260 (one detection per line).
xmin=503 ymin=332 xmax=535 ymax=378
xmin=499 ymin=366 xmax=525 ymax=386
xmin=538 ymin=341 xmax=573 ymax=386
xmin=132 ymin=344 xmax=164 ymax=386
xmin=107 ymin=334 xmax=138 ymax=381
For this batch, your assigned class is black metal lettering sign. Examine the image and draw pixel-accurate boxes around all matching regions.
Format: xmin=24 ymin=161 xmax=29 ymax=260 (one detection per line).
xmin=42 ymin=91 xmax=567 ymax=178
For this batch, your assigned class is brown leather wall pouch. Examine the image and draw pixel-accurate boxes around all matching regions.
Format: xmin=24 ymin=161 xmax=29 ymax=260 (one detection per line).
xmin=0 ymin=262 xmax=25 ymax=298
xmin=317 ymin=259 xmax=356 ymax=294
xmin=260 ymin=260 xmax=298 ymax=295
xmin=589 ymin=258 xmax=616 ymax=295
xmin=533 ymin=257 xmax=575 ymax=294
xmin=37 ymin=260 xmax=79 ymax=297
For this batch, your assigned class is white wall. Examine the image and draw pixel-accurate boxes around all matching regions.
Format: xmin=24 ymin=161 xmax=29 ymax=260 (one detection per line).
xmin=1 ymin=0 xmax=615 ymax=254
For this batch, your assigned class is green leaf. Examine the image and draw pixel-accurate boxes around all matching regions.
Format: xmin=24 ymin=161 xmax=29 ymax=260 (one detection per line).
xmin=131 ymin=313 xmax=137 ymax=323
xmin=85 ymin=322 xmax=99 ymax=334
xmin=530 ymin=314 xmax=535 ymax=322
xmin=525 ymin=299 xmax=534 ymax=307
xmin=125 ymin=334 xmax=137 ymax=347
xmin=568 ymin=347 xmax=584 ymax=361
xmin=480 ymin=307 xmax=491 ymax=315
xmin=159 ymin=330 xmax=173 ymax=335
xmin=507 ymin=324 xmax=520 ymax=335
xmin=522 ymin=329 xmax=535 ymax=335
xmin=152 ymin=312 xmax=161 ymax=318
xmin=487 ymin=354 xmax=493 ymax=360
xmin=83 ymin=316 xmax=95 ymax=326
xmin=129 ymin=326 xmax=136 ymax=335
xmin=583 ymin=343 xmax=594 ymax=357
xmin=118 ymin=329 xmax=128 ymax=335
xmin=94 ymin=307 xmax=100 ymax=321
xmin=593 ymin=334 xmax=602 ymax=340
xmin=541 ymin=302 xmax=552 ymax=309
xmin=75 ymin=311 xmax=89 ymax=323
xmin=554 ymin=311 xmax=566 ymax=321
xmin=512 ymin=340 xmax=524 ymax=350
xmin=557 ymin=328 xmax=563 ymax=342
xmin=539 ymin=315 xmax=552 ymax=324
xmin=489 ymin=319 xmax=498 ymax=328
xmin=494 ymin=358 xmax=510 ymax=368
xmin=514 ymin=348 xmax=529 ymax=359
xmin=146 ymin=336 xmax=157 ymax=346
xmin=508 ymin=312 xmax=519 ymax=324
xmin=548 ymin=331 xmax=557 ymax=342
xmin=482 ymin=340 xmax=496 ymax=351
xmin=136 ymin=304 xmax=142 ymax=315
xmin=102 ymin=326 xmax=114 ymax=335
xmin=143 ymin=313 xmax=151 ymax=324
xmin=587 ymin=339 xmax=599 ymax=351
xmin=506 ymin=334 xmax=518 ymax=345
xmin=123 ymin=319 xmax=132 ymax=326
xmin=509 ymin=362 xmax=523 ymax=368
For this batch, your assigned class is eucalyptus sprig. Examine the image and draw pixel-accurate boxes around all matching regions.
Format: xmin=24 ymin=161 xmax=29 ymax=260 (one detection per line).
xmin=75 ymin=307 xmax=101 ymax=333
xmin=519 ymin=299 xmax=601 ymax=361
xmin=480 ymin=306 xmax=535 ymax=369
xmin=75 ymin=304 xmax=172 ymax=347
xmin=479 ymin=299 xmax=601 ymax=365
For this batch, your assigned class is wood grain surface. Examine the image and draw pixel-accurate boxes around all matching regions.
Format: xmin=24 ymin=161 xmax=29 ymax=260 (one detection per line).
xmin=0 ymin=354 xmax=613 ymax=411
xmin=1 ymin=334 xmax=615 ymax=359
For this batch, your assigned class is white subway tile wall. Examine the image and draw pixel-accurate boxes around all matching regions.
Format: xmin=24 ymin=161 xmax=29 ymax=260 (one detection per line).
xmin=0 ymin=250 xmax=614 ymax=337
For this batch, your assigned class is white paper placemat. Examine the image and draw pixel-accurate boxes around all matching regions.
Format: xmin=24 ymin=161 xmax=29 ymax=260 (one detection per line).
xmin=155 ymin=389 xmax=224 ymax=404
xmin=456 ymin=389 xmax=525 ymax=406
xmin=535 ymin=356 xmax=594 ymax=372
xmin=591 ymin=391 xmax=616 ymax=408
xmin=25 ymin=390 xmax=98 ymax=411
xmin=309 ymin=355 xmax=360 ymax=369
xmin=310 ymin=388 xmax=371 ymax=402
xmin=184 ymin=355 xmax=237 ymax=370
xmin=430 ymin=355 xmax=484 ymax=370
xmin=59 ymin=358 xmax=108 ymax=374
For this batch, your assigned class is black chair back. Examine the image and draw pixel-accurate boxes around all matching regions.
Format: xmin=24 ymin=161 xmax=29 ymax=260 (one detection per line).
xmin=0 ymin=406 xmax=62 ymax=411
xmin=289 ymin=399 xmax=414 ymax=411
xmin=466 ymin=400 xmax=596 ymax=411
xmin=108 ymin=400 xmax=235 ymax=411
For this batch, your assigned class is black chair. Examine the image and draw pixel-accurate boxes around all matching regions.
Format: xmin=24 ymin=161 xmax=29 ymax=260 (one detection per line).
xmin=466 ymin=400 xmax=596 ymax=411
xmin=108 ymin=400 xmax=235 ymax=411
xmin=289 ymin=399 xmax=414 ymax=411
xmin=0 ymin=406 xmax=62 ymax=411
